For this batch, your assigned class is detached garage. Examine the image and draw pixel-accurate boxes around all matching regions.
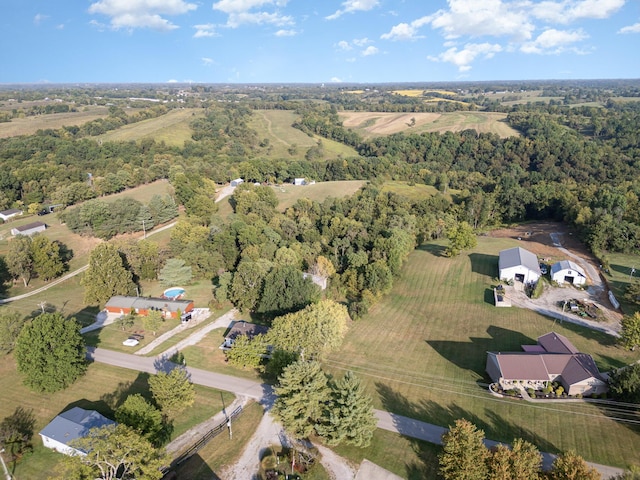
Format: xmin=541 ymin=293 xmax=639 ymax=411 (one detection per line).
xmin=498 ymin=247 xmax=541 ymax=284
xmin=551 ymin=260 xmax=587 ymax=286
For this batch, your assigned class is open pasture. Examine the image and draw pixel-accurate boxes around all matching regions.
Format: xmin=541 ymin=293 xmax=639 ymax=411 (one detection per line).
xmin=248 ymin=109 xmax=358 ymax=159
xmin=97 ymin=108 xmax=201 ymax=146
xmin=338 ymin=111 xmax=519 ymax=138
xmin=324 ymin=235 xmax=640 ymax=468
xmin=0 ymin=106 xmax=110 ymax=138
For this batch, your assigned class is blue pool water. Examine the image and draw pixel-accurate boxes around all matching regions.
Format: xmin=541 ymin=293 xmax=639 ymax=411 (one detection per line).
xmin=163 ymin=287 xmax=185 ymax=299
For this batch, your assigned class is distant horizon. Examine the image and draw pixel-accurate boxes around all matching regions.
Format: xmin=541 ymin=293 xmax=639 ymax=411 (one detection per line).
xmin=1 ymin=1 xmax=639 ymax=84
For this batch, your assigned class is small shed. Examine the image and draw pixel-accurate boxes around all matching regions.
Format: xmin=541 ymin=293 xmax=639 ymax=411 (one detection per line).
xmin=0 ymin=208 xmax=22 ymax=222
xmin=104 ymin=295 xmax=194 ymax=319
xmin=230 ymin=178 xmax=244 ymax=187
xmin=11 ymin=221 xmax=47 ymax=237
xmin=220 ymin=321 xmax=269 ymax=350
xmin=498 ymin=247 xmax=541 ymax=284
xmin=551 ymin=260 xmax=587 ymax=286
xmin=293 ymin=178 xmax=306 ymax=186
xmin=40 ymin=407 xmax=115 ymax=456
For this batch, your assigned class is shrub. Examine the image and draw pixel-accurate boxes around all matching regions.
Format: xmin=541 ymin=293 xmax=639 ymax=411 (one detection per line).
xmin=543 ymin=385 xmax=553 ymax=394
xmin=527 ymin=388 xmax=535 ymax=396
xmin=555 ymin=386 xmax=565 ymax=396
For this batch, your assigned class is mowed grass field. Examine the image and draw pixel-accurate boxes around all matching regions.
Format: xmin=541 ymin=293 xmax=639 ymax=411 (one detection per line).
xmin=0 ymin=105 xmax=110 ymax=138
xmin=323 ymin=236 xmax=640 ymax=468
xmin=338 ymin=111 xmax=519 ymax=138
xmin=97 ymin=108 xmax=202 ymax=146
xmin=603 ymin=252 xmax=640 ymax=315
xmin=248 ymin=110 xmax=358 ymax=159
xmin=216 ymin=180 xmax=367 ymax=217
xmin=0 ymin=355 xmax=234 ymax=479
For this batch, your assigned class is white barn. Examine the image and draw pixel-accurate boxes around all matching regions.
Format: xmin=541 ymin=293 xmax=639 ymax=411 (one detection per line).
xmin=230 ymin=178 xmax=244 ymax=187
xmin=498 ymin=247 xmax=541 ymax=284
xmin=551 ymin=260 xmax=587 ymax=286
xmin=11 ymin=221 xmax=47 ymax=237
xmin=39 ymin=407 xmax=115 ymax=456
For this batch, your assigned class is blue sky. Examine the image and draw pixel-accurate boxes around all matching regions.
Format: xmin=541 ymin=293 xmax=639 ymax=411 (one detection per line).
xmin=1 ymin=0 xmax=639 ymax=84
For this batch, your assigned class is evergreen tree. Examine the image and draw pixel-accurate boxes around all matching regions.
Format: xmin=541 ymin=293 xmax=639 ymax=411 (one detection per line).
xmin=149 ymin=367 xmax=195 ymax=418
xmin=82 ymin=243 xmax=136 ymax=306
xmin=158 ymin=258 xmax=192 ymax=287
xmin=315 ymin=371 xmax=377 ymax=447
xmin=14 ymin=313 xmax=87 ymax=393
xmin=273 ymin=360 xmax=330 ymax=439
xmin=439 ymin=419 xmax=489 ymax=480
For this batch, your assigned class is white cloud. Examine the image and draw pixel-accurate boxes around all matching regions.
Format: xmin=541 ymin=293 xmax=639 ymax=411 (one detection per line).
xmin=167 ymin=79 xmax=179 ymax=83
xmin=521 ymin=28 xmax=588 ymax=54
xmin=530 ymin=0 xmax=625 ymax=24
xmin=361 ymin=45 xmax=379 ymax=56
xmin=56 ymin=24 xmax=65 ymax=29
xmin=336 ymin=40 xmax=352 ymax=50
xmin=88 ymin=0 xmax=197 ymax=31
xmin=326 ymin=0 xmax=379 ymax=20
xmin=34 ymin=13 xmax=49 ymax=25
xmin=213 ymin=0 xmax=292 ymax=28
xmin=330 ymin=77 xmax=343 ymax=82
xmin=193 ymin=23 xmax=217 ymax=37
xmin=353 ymin=37 xmax=371 ymax=47
xmin=275 ymin=29 xmax=297 ymax=36
xmin=201 ymin=57 xmax=214 ymax=65
xmin=428 ymin=42 xmax=502 ymax=71
xmin=428 ymin=0 xmax=534 ymax=41
xmin=381 ymin=15 xmax=431 ymax=41
xmin=619 ymin=22 xmax=640 ymax=34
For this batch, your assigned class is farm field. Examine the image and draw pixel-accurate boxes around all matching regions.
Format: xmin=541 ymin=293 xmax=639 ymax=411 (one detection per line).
xmin=216 ymin=180 xmax=367 ymax=217
xmin=0 ymin=105 xmax=110 ymax=138
xmin=248 ymin=109 xmax=358 ymax=159
xmin=324 ymin=235 xmax=640 ymax=468
xmin=97 ymin=108 xmax=201 ymax=146
xmin=0 ymin=356 xmax=234 ymax=480
xmin=603 ymin=251 xmax=640 ymax=315
xmin=338 ymin=111 xmax=519 ymax=138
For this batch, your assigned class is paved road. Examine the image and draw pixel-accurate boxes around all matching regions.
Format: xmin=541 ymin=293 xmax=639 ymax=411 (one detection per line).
xmin=87 ymin=347 xmax=625 ymax=479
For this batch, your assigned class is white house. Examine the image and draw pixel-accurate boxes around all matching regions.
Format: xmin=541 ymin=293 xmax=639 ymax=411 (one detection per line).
xmin=551 ymin=260 xmax=587 ymax=286
xmin=11 ymin=221 xmax=47 ymax=237
xmin=230 ymin=178 xmax=244 ymax=187
xmin=0 ymin=208 xmax=22 ymax=222
xmin=498 ymin=247 xmax=541 ymax=284
xmin=39 ymin=407 xmax=115 ymax=456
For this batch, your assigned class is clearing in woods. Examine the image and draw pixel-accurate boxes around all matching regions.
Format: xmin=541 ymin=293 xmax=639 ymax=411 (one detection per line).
xmin=0 ymin=105 xmax=110 ymax=138
xmin=97 ymin=108 xmax=202 ymax=146
xmin=338 ymin=111 xmax=519 ymax=138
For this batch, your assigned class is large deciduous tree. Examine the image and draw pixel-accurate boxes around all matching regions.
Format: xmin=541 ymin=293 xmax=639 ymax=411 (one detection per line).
xmin=58 ymin=424 xmax=168 ymax=480
xmin=445 ymin=221 xmax=477 ymax=257
xmin=31 ymin=234 xmax=65 ymax=280
xmin=315 ymin=371 xmax=376 ymax=448
xmin=0 ymin=310 xmax=26 ymax=354
xmin=549 ymin=450 xmax=600 ymax=480
xmin=149 ymin=367 xmax=195 ymax=418
xmin=6 ymin=235 xmax=34 ymax=287
xmin=267 ymin=300 xmax=350 ymax=360
xmin=115 ymin=394 xmax=166 ymax=446
xmin=608 ymin=363 xmax=640 ymax=404
xmin=620 ymin=312 xmax=640 ymax=351
xmin=273 ymin=360 xmax=330 ymax=439
xmin=487 ymin=438 xmax=542 ymax=480
xmin=439 ymin=419 xmax=489 ymax=480
xmin=82 ymin=243 xmax=136 ymax=306
xmin=256 ymin=265 xmax=321 ymax=316
xmin=14 ymin=312 xmax=87 ymax=393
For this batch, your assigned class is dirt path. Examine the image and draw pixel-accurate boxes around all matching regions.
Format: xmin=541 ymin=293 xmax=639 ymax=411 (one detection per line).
xmin=256 ymin=111 xmax=290 ymax=146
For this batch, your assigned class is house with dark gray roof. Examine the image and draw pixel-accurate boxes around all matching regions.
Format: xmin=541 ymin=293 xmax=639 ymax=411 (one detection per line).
xmin=486 ymin=332 xmax=607 ymax=396
xmin=39 ymin=407 xmax=115 ymax=455
xmin=498 ymin=246 xmax=541 ymax=284
xmin=551 ymin=260 xmax=587 ymax=286
xmin=0 ymin=208 xmax=22 ymax=221
xmin=10 ymin=221 xmax=46 ymax=236
xmin=220 ymin=321 xmax=269 ymax=350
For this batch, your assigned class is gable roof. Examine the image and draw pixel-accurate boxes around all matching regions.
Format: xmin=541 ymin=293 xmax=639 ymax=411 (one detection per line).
xmin=537 ymin=332 xmax=578 ymax=354
xmin=0 ymin=208 xmax=22 ymax=217
xmin=105 ymin=295 xmax=193 ymax=313
xmin=13 ymin=221 xmax=46 ymax=233
xmin=39 ymin=407 xmax=115 ymax=448
xmin=498 ymin=247 xmax=540 ymax=273
xmin=550 ymin=260 xmax=586 ymax=278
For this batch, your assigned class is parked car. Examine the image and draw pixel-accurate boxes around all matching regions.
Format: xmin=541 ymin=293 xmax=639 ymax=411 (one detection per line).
xmin=122 ymin=337 xmax=140 ymax=347
xmin=540 ymin=263 xmax=548 ymax=275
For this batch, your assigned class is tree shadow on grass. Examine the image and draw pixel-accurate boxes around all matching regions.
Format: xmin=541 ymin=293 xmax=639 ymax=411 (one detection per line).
xmin=99 ymin=371 xmax=153 ymax=410
xmin=469 ymin=253 xmax=499 ymax=277
xmin=417 ymin=243 xmax=447 ymax=258
xmin=173 ymin=453 xmax=221 ymax=480
xmin=426 ymin=325 xmax=536 ymax=375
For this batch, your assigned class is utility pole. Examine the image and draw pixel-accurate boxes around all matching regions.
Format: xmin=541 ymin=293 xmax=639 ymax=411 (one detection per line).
xmin=0 ymin=448 xmax=11 ymax=480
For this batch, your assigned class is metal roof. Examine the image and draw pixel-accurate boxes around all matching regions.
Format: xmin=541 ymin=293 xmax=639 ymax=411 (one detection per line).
xmin=105 ymin=295 xmax=193 ymax=313
xmin=39 ymin=407 xmax=115 ymax=448
xmin=550 ymin=260 xmax=586 ymax=277
xmin=538 ymin=332 xmax=578 ymax=354
xmin=498 ymin=247 xmax=541 ymax=273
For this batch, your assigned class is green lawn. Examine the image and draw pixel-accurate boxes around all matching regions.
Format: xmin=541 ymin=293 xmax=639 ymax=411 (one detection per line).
xmin=324 ymin=237 xmax=640 ymax=468
xmin=603 ymin=252 xmax=640 ymax=315
xmin=0 ymin=356 xmax=234 ymax=479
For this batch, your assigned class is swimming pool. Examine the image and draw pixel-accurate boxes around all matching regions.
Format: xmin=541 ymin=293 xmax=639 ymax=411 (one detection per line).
xmin=163 ymin=287 xmax=186 ymax=300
